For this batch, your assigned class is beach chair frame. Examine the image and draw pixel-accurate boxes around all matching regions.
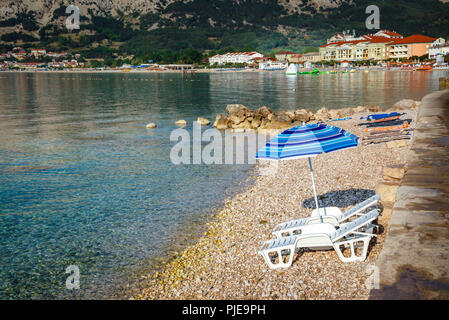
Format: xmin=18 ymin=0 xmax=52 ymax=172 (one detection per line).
xmin=272 ymin=194 xmax=380 ymax=238
xmin=259 ymin=209 xmax=379 ymax=269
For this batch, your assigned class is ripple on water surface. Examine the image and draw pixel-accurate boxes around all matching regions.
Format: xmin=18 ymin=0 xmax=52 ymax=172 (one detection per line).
xmin=0 ymin=71 xmax=447 ymax=298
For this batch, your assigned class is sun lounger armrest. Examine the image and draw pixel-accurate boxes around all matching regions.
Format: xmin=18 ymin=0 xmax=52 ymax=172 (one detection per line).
xmin=353 ymin=231 xmax=377 ymax=237
xmin=258 ymin=241 xmax=270 ymax=254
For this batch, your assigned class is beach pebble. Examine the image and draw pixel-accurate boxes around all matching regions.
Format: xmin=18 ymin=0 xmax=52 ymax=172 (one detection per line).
xmin=131 ymin=108 xmax=418 ymax=301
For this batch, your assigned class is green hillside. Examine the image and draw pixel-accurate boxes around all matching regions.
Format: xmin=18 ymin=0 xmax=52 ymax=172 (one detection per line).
xmin=1 ymin=0 xmax=448 ymax=64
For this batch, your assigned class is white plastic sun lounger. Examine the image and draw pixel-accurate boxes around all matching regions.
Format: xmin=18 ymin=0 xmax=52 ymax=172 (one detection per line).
xmin=272 ymin=194 xmax=380 ymax=238
xmin=259 ymin=209 xmax=379 ymax=269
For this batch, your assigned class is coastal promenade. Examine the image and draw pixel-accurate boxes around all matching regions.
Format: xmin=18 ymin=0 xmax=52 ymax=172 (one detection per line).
xmin=370 ymin=89 xmax=449 ymax=299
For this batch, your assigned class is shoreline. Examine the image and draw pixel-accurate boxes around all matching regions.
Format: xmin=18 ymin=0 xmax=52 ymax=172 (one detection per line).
xmin=1 ymin=68 xmax=444 ymax=74
xmin=131 ymin=106 xmax=418 ymax=300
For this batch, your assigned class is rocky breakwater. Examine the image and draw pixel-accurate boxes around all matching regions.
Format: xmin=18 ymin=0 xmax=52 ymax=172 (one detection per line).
xmin=212 ymin=104 xmax=387 ymax=133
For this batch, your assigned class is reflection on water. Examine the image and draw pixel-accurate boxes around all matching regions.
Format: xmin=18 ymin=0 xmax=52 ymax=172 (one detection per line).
xmin=0 ymin=71 xmax=447 ymax=299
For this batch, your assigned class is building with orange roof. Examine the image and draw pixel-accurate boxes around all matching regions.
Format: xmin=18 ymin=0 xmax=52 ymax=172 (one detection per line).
xmin=372 ymin=30 xmax=403 ymax=39
xmin=275 ymin=51 xmax=297 ymax=62
xmin=287 ymin=54 xmax=302 ymax=63
xmin=386 ymin=35 xmax=438 ymax=59
xmin=320 ymin=31 xmax=440 ymax=62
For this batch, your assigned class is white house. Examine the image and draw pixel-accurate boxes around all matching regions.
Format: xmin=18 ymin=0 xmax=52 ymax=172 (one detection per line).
xmin=30 ymin=49 xmax=46 ymax=57
xmin=372 ymin=30 xmax=403 ymax=39
xmin=428 ymin=38 xmax=449 ymax=59
xmin=208 ymin=52 xmax=264 ymax=65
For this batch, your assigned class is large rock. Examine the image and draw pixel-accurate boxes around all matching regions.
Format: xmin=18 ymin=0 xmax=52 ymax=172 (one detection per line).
xmin=340 ymin=107 xmax=354 ymax=116
xmin=226 ymin=104 xmax=250 ymax=115
xmin=366 ymin=105 xmax=383 ymax=112
xmin=213 ymin=114 xmax=229 ymax=130
xmin=226 ymin=104 xmax=254 ymax=125
xmin=284 ymin=110 xmax=297 ymax=121
xmin=250 ymin=117 xmax=262 ymax=129
xmin=227 ymin=113 xmax=246 ymax=125
xmin=275 ymin=111 xmax=293 ymax=123
xmin=269 ymin=115 xmax=293 ymax=129
xmin=328 ymin=109 xmax=343 ymax=119
xmin=383 ymin=165 xmax=406 ymax=181
xmin=294 ymin=109 xmax=311 ymax=123
xmin=314 ymin=107 xmax=330 ymax=122
xmin=255 ymin=106 xmax=274 ymax=119
xmin=392 ymin=99 xmax=417 ymax=110
xmin=353 ymin=106 xmax=367 ymax=113
xmin=376 ymin=182 xmax=400 ymax=203
xmin=197 ymin=117 xmax=210 ymax=125
xmin=231 ymin=119 xmax=252 ymax=129
xmin=175 ymin=119 xmax=187 ymax=126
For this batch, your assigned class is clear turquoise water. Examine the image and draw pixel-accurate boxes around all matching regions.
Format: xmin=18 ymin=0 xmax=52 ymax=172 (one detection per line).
xmin=0 ymin=70 xmax=447 ymax=299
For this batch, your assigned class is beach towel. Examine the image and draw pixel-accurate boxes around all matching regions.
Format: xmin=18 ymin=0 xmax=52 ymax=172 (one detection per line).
xmin=360 ymin=112 xmax=403 ymax=121
xmin=367 ymin=116 xmax=400 ymax=123
xmin=365 ymin=121 xmax=409 ymax=132
xmin=359 ymin=119 xmax=411 ymax=128
xmin=326 ymin=117 xmax=351 ymax=122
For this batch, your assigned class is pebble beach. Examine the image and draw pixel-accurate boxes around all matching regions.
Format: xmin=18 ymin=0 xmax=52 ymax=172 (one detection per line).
xmin=132 ymin=107 xmax=417 ymax=300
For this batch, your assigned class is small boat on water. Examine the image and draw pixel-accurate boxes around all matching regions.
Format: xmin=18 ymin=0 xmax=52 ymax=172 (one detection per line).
xmin=260 ymin=62 xmax=287 ymax=71
xmin=285 ymin=63 xmax=298 ymax=75
xmin=415 ymin=65 xmax=433 ymax=71
xmin=299 ymin=68 xmax=320 ymax=74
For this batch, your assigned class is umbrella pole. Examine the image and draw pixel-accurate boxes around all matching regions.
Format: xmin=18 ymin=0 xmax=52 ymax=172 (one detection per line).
xmin=308 ymin=157 xmax=319 ymax=210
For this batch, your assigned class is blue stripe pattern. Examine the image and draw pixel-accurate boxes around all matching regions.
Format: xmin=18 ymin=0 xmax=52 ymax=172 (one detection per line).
xmin=255 ymin=124 xmax=359 ymax=160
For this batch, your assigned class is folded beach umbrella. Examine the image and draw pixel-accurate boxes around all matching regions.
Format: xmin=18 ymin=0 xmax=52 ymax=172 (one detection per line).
xmin=255 ymin=124 xmax=359 ymax=209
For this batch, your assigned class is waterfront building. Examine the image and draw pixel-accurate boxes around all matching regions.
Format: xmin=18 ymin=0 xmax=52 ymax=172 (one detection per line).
xmin=208 ymin=51 xmax=264 ymax=65
xmin=275 ymin=51 xmax=296 ymax=62
xmin=287 ymin=54 xmax=302 ymax=63
xmin=428 ymin=39 xmax=449 ymax=59
xmin=386 ymin=35 xmax=437 ymax=59
xmin=327 ymin=30 xmax=361 ymax=44
xmin=302 ymin=52 xmax=321 ymax=63
xmin=372 ymin=30 xmax=403 ymax=39
xmin=320 ymin=31 xmax=439 ymax=62
xmin=10 ymin=47 xmax=26 ymax=59
xmin=47 ymin=52 xmax=68 ymax=58
xmin=30 ymin=49 xmax=46 ymax=57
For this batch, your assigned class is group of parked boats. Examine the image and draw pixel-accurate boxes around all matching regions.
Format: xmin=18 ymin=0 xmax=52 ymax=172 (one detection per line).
xmin=285 ymin=64 xmax=356 ymax=75
xmin=285 ymin=62 xmax=448 ymax=76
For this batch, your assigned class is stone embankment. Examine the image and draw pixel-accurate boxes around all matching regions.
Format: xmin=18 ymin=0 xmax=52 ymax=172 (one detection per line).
xmin=213 ymin=99 xmax=421 ymax=133
xmin=370 ymin=89 xmax=449 ymax=299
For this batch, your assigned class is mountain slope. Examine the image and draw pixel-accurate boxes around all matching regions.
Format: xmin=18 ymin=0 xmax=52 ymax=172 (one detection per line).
xmin=1 ymin=0 xmax=448 ymax=59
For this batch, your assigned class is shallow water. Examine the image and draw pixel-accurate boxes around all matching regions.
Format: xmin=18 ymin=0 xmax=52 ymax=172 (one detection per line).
xmin=0 ymin=70 xmax=447 ymax=299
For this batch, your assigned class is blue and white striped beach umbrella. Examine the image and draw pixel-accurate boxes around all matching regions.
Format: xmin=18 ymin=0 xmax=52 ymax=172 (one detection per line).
xmin=256 ymin=123 xmax=359 ymax=209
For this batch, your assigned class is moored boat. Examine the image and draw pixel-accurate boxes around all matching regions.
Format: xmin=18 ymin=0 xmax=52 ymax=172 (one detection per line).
xmin=415 ymin=65 xmax=433 ymax=71
xmin=285 ymin=63 xmax=298 ymax=75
